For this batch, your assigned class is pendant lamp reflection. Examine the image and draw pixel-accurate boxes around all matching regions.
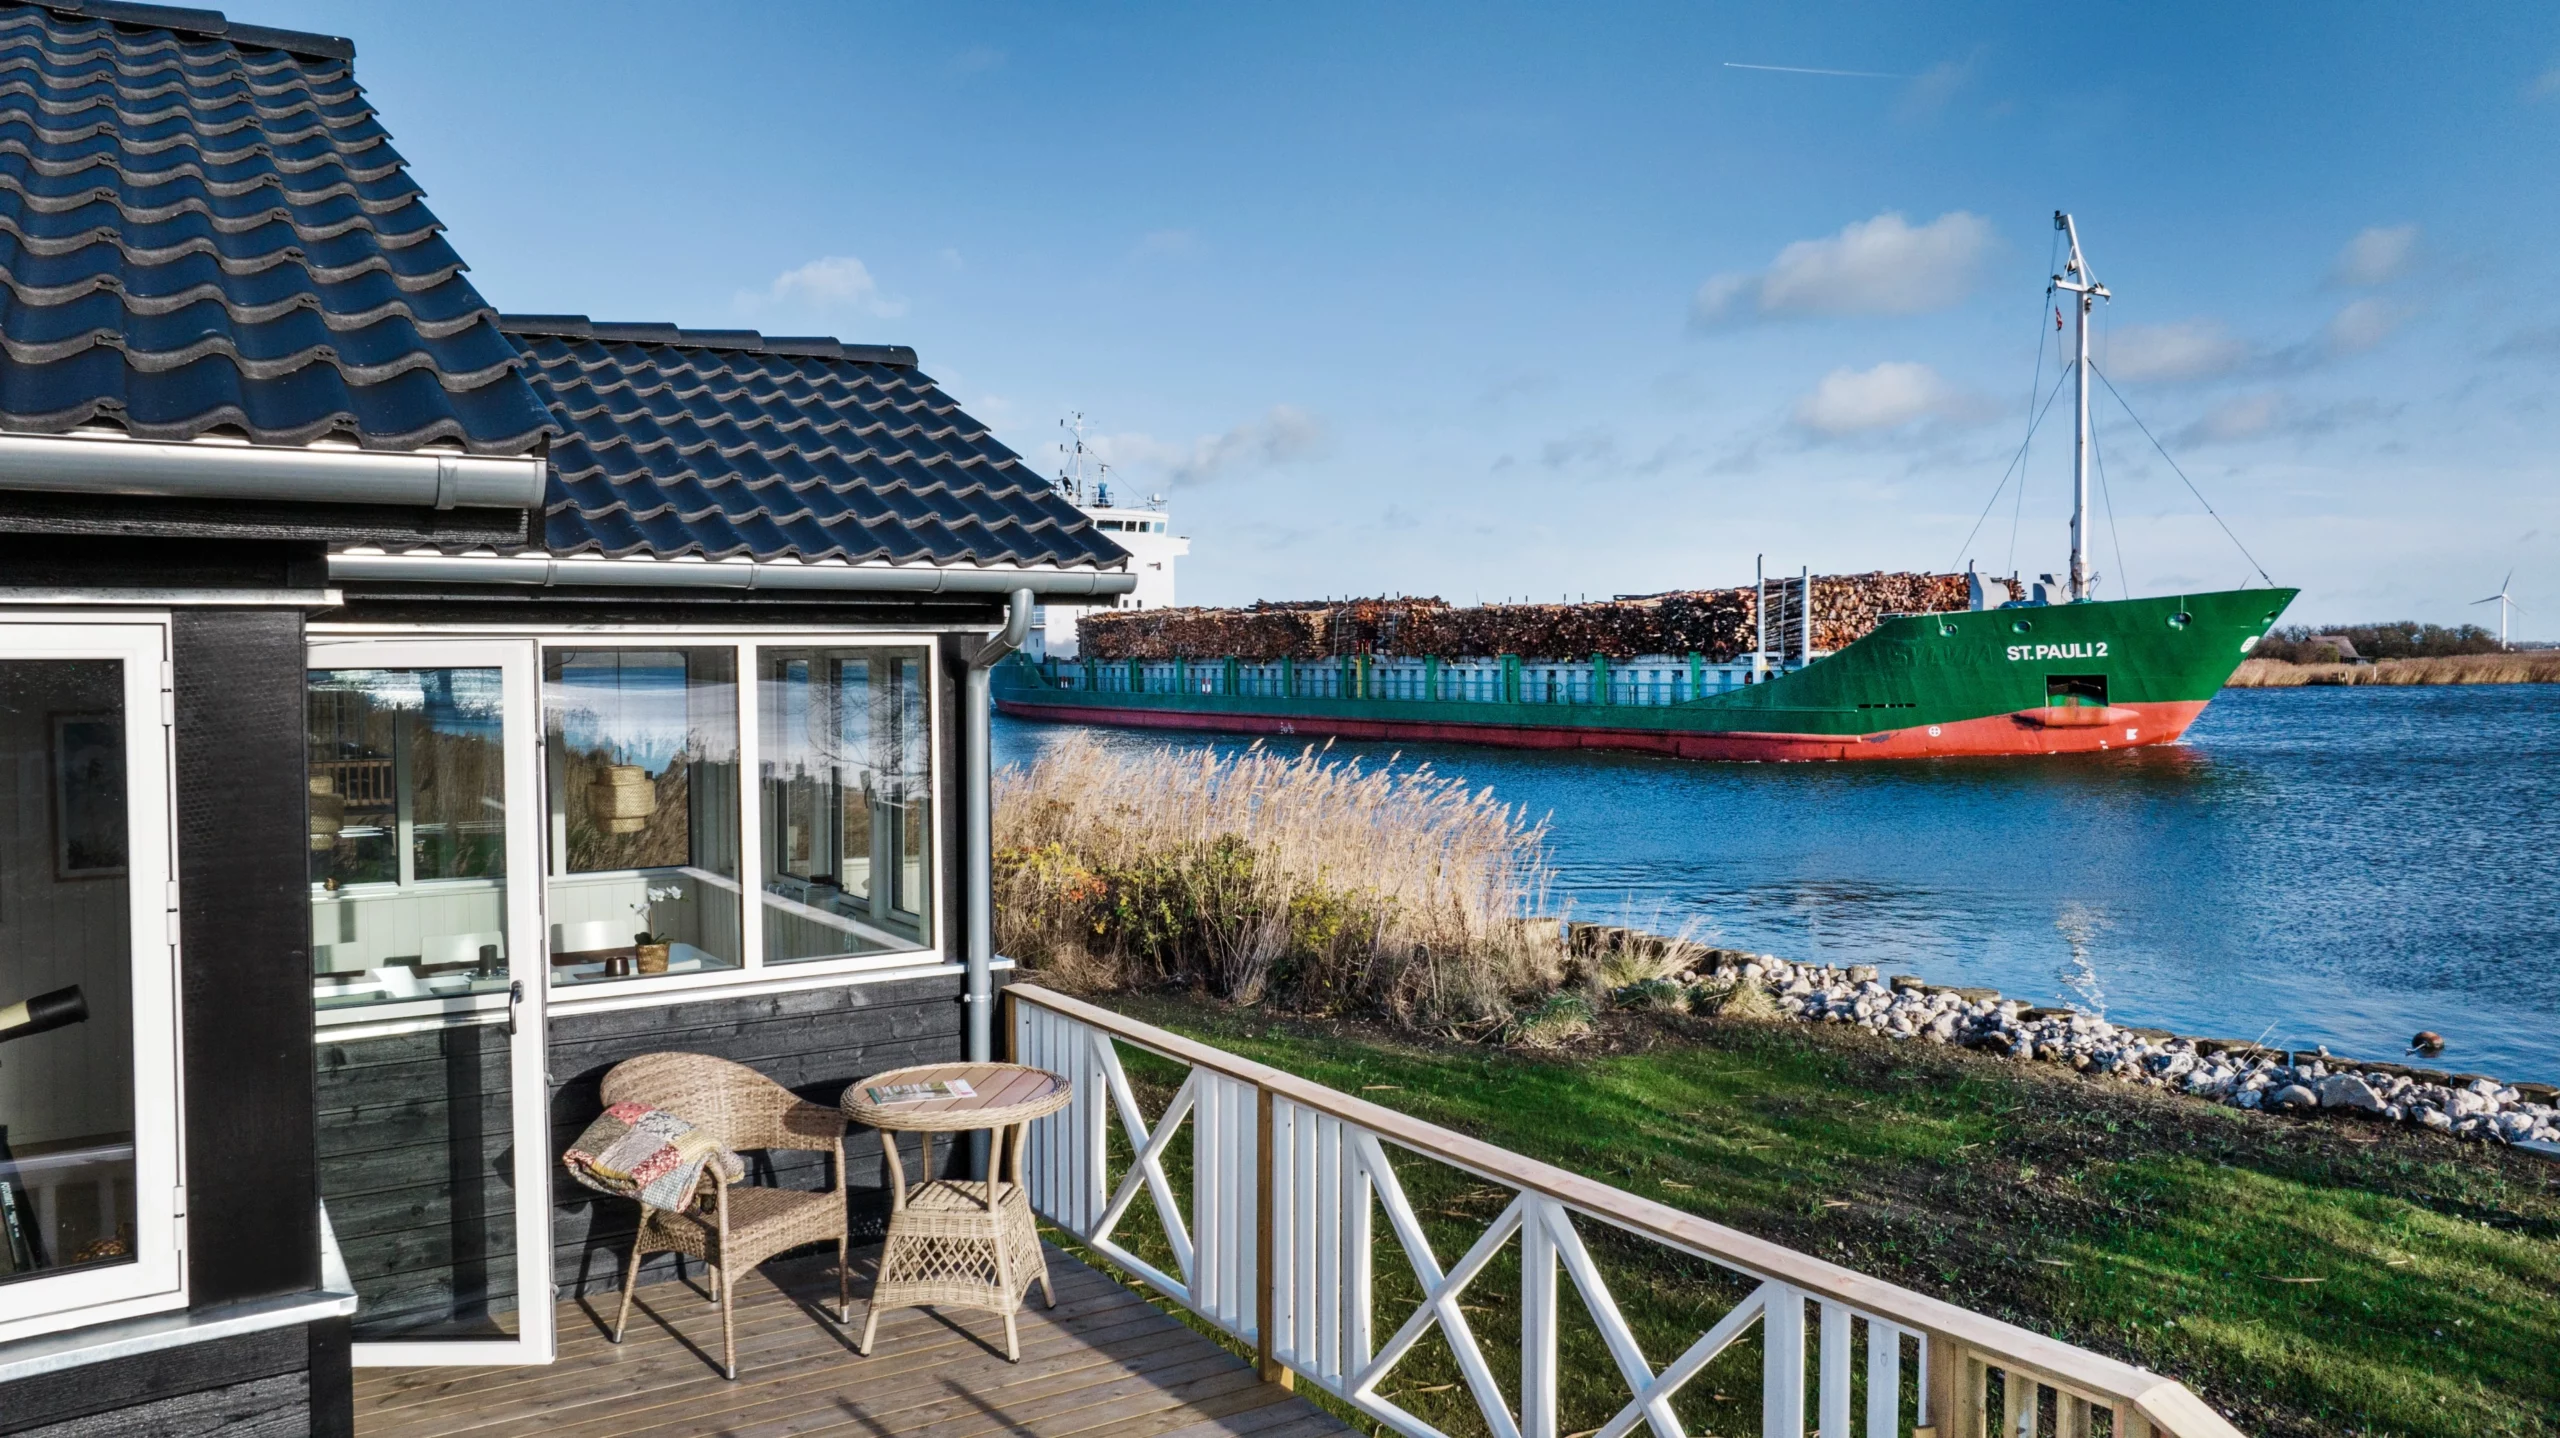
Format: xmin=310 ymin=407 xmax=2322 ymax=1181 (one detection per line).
xmin=592 ymin=764 xmax=658 ymax=834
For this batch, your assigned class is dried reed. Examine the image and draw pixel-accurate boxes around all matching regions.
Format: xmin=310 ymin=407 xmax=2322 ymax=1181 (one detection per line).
xmin=994 ymin=733 xmax=1563 ymax=1021
xmin=2227 ymin=652 xmax=2560 ymax=687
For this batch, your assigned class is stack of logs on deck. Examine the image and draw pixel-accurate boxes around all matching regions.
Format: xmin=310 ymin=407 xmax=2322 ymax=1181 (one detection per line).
xmin=1078 ymin=571 xmax=2016 ymax=662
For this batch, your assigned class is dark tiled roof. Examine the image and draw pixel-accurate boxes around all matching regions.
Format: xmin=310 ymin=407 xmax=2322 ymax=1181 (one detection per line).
xmin=0 ymin=2 xmax=553 ymax=454
xmin=504 ymin=317 xmax=1128 ymax=571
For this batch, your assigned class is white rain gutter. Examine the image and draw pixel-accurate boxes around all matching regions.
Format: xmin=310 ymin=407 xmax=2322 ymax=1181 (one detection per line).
xmin=326 ymin=551 xmax=1138 ymax=598
xmin=959 ymin=589 xmax=1033 ymax=1070
xmin=0 ymin=431 xmax=545 ymax=509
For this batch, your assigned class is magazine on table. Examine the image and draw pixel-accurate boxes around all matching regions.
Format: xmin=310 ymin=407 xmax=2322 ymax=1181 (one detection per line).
xmin=865 ymin=1077 xmax=977 ymax=1106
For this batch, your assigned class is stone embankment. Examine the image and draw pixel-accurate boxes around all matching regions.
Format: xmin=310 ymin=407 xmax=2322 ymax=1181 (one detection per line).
xmin=1576 ymin=927 xmax=2560 ymax=1155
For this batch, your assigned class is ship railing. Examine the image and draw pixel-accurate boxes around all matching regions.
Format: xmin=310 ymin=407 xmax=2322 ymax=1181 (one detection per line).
xmin=1008 ymin=982 xmax=2248 ymax=1438
xmin=1047 ymin=656 xmax=1777 ymax=706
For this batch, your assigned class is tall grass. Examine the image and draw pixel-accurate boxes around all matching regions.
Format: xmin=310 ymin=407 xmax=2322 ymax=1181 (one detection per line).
xmin=994 ymin=733 xmax=1565 ymax=1022
xmin=2228 ymin=652 xmax=2560 ymax=687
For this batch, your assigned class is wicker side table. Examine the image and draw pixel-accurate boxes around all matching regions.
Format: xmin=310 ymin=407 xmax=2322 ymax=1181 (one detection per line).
xmin=843 ymin=1062 xmax=1071 ymax=1361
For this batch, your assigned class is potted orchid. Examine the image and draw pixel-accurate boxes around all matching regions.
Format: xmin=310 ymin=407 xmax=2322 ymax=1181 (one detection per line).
xmin=630 ymin=883 xmax=683 ymax=975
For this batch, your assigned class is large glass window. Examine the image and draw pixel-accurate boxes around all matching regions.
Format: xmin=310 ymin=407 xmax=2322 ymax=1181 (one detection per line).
xmin=759 ymin=646 xmax=933 ymax=962
xmin=308 ymin=668 xmax=512 ymax=1011
xmin=0 ymin=662 xmax=135 ymax=1291
xmin=543 ymin=649 xmax=742 ymax=984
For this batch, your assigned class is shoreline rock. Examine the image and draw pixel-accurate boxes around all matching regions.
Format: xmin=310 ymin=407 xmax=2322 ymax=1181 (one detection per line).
xmin=1589 ymin=937 xmax=2560 ymax=1157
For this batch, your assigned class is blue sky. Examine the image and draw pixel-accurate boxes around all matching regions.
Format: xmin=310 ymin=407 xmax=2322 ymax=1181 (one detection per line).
xmin=274 ymin=2 xmax=2559 ymax=632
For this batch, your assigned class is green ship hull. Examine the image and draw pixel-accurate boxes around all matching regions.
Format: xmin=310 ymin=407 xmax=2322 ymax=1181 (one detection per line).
xmin=995 ymin=587 xmax=2297 ymax=761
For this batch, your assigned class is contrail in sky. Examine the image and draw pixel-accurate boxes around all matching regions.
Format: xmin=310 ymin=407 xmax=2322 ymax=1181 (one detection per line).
xmin=1722 ymin=62 xmax=1905 ymax=79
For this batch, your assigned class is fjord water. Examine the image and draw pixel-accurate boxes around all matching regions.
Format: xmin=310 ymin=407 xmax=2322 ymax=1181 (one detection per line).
xmin=997 ymin=681 xmax=2560 ymax=1081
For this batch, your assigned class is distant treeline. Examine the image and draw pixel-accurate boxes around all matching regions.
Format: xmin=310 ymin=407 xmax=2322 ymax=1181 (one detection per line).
xmin=2253 ymin=621 xmax=2503 ymax=664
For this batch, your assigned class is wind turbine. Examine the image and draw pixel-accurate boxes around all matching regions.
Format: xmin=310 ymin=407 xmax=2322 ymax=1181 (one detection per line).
xmin=2471 ymin=570 xmax=2523 ymax=649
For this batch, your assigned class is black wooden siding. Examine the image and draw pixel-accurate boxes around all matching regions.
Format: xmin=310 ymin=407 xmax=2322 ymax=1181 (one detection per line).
xmin=549 ymin=969 xmax=967 ymax=1297
xmin=175 ymin=606 xmax=324 ymax=1307
xmin=314 ymin=1023 xmax=519 ymax=1343
xmin=0 ymin=555 xmax=331 ymax=1438
xmin=315 ymin=941 xmax=979 ymax=1332
xmin=0 ymin=1327 xmax=311 ymax=1438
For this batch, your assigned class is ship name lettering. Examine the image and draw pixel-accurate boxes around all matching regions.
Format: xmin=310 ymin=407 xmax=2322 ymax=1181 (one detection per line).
xmin=2004 ymin=642 xmax=2111 ymax=662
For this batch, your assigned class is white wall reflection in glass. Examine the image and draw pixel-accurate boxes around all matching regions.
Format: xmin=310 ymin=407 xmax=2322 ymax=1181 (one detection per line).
xmin=759 ymin=647 xmax=932 ymax=962
xmin=543 ymin=649 xmax=742 ymax=984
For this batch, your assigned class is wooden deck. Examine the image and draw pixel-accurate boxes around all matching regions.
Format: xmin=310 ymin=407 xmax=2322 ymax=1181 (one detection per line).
xmin=353 ymin=1245 xmax=1354 ymax=1438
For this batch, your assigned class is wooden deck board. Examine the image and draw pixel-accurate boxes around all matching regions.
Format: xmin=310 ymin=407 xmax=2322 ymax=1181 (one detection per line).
xmin=356 ymin=1245 xmax=1353 ymax=1438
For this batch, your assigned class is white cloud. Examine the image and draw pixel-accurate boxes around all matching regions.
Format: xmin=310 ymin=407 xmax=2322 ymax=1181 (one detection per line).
xmin=1099 ymin=406 xmax=1325 ymax=487
xmin=1791 ymin=361 xmax=1975 ymax=434
xmin=2172 ymin=392 xmax=2395 ymax=448
xmin=2529 ymin=64 xmax=2560 ymax=100
xmin=1693 ymin=211 xmax=1995 ymax=328
xmin=2324 ymin=297 xmax=2407 ymax=355
xmin=2330 ymin=224 xmax=2418 ymax=287
xmin=736 ymin=255 xmax=906 ymax=318
xmin=2492 ymin=324 xmax=2560 ymax=359
xmin=1898 ymin=55 xmax=1976 ymax=119
xmin=2102 ymin=320 xmax=2250 ymax=383
xmin=2177 ymin=392 xmax=2283 ymax=446
xmin=951 ymin=45 xmax=1005 ymax=73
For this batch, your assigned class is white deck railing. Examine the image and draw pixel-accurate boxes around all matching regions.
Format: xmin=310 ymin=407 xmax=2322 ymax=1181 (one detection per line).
xmin=1006 ymin=984 xmax=2247 ymax=1438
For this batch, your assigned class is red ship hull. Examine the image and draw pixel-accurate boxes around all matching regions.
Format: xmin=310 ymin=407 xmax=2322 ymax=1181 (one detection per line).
xmin=994 ymin=698 xmax=2213 ymax=762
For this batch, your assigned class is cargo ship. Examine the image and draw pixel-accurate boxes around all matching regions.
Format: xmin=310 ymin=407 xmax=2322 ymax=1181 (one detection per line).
xmin=997 ymin=215 xmax=2296 ymax=760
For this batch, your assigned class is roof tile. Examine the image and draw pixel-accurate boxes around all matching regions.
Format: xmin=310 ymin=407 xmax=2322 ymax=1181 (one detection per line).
xmin=0 ymin=2 xmax=550 ymax=453
xmin=507 ymin=321 xmax=1126 ymax=571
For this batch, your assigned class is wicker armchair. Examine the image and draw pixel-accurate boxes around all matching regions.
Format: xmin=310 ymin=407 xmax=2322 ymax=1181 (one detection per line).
xmin=598 ymin=1052 xmax=849 ymax=1379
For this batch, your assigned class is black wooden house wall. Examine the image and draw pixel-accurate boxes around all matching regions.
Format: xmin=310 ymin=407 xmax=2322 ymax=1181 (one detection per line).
xmin=548 ymin=972 xmax=968 ymax=1298
xmin=0 ymin=543 xmax=331 ymax=1436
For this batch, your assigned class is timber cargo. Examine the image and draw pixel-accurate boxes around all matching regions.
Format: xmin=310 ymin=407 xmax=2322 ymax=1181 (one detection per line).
xmin=1073 ymin=571 xmax=2019 ymax=664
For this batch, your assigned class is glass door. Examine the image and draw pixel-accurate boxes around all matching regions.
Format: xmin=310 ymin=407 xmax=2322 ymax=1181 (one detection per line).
xmin=305 ymin=638 xmax=551 ymax=1366
xmin=0 ymin=620 xmax=181 ymax=1344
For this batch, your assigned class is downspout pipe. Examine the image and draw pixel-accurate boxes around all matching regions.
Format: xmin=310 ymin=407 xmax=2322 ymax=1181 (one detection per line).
xmin=960 ymin=589 xmax=1034 ymax=1066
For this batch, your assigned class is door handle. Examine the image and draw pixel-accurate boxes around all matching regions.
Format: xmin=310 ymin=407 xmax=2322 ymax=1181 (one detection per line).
xmin=505 ymin=979 xmax=525 ymax=1037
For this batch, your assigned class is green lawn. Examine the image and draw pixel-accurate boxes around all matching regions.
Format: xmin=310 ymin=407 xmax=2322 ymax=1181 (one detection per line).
xmin=1059 ymin=993 xmax=2559 ymax=1438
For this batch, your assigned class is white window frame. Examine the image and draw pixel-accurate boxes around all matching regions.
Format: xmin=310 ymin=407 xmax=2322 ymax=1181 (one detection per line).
xmin=306 ymin=624 xmax=953 ymax=1012
xmin=303 ymin=636 xmax=553 ymax=1368
xmin=305 ymin=640 xmax=543 ymax=1033
xmin=0 ymin=617 xmax=185 ymax=1345
xmin=736 ymin=637 xmax=944 ymax=979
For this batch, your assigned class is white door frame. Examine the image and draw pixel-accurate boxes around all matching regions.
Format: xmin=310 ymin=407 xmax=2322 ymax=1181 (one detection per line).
xmin=0 ymin=618 xmax=183 ymax=1345
xmin=306 ymin=636 xmax=553 ymax=1367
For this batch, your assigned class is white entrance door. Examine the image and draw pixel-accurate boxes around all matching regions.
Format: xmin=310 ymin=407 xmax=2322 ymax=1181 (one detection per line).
xmin=304 ymin=638 xmax=552 ymax=1366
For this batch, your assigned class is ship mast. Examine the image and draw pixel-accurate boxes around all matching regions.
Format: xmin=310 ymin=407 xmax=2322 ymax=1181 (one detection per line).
xmin=2052 ymin=212 xmax=2108 ymax=602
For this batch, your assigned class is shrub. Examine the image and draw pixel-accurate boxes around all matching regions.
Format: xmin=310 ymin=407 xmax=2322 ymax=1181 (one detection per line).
xmin=1610 ymin=978 xmax=1688 ymax=1012
xmin=1505 ymin=991 xmax=1596 ymax=1048
xmin=994 ymin=733 xmax=1565 ymax=1021
xmin=1692 ymin=980 xmax=1782 ymax=1020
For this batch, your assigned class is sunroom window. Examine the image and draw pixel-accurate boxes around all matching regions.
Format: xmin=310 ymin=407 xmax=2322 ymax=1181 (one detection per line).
xmin=308 ymin=668 xmax=514 ymax=1011
xmin=542 ymin=649 xmax=743 ymax=983
xmin=758 ymin=646 xmax=933 ymax=962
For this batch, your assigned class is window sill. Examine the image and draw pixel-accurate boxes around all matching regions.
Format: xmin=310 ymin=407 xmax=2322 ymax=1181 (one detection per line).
xmin=0 ymin=1207 xmax=355 ymax=1384
xmin=544 ymin=954 xmax=972 ymax=1017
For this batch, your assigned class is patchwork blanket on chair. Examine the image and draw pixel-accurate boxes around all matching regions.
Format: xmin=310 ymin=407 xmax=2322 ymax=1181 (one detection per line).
xmin=561 ymin=1101 xmax=746 ymax=1213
